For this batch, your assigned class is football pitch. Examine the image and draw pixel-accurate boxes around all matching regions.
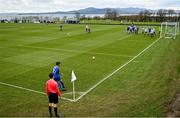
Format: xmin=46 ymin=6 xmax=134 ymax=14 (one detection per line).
xmin=0 ymin=23 xmax=180 ymax=117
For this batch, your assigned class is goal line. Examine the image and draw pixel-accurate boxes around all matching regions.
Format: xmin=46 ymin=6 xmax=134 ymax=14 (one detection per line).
xmin=75 ymin=37 xmax=161 ymax=102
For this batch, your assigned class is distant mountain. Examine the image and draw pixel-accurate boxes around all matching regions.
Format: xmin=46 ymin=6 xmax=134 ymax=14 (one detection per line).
xmin=176 ymin=10 xmax=180 ymax=13
xmin=14 ymin=7 xmax=180 ymax=15
xmin=55 ymin=7 xmax=151 ymax=14
xmin=63 ymin=7 xmax=180 ymax=14
xmin=116 ymin=7 xmax=153 ymax=14
xmin=66 ymin=7 xmax=109 ymax=14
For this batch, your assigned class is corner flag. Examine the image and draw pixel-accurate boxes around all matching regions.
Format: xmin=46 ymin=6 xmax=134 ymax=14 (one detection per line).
xmin=71 ymin=70 xmax=76 ymax=82
xmin=71 ymin=70 xmax=77 ymax=101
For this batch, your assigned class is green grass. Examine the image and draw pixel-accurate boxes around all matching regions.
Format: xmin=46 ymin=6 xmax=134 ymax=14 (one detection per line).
xmin=0 ymin=23 xmax=179 ymax=117
xmin=80 ymin=19 xmax=161 ymax=25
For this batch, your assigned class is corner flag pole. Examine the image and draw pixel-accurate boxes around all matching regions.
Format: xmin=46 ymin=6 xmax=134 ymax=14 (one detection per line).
xmin=71 ymin=70 xmax=77 ymax=101
xmin=73 ymin=80 xmax=75 ymax=100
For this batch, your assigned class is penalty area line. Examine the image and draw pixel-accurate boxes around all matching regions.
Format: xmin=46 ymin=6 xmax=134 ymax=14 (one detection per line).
xmin=0 ymin=82 xmax=74 ymax=102
xmin=75 ymin=37 xmax=162 ymax=102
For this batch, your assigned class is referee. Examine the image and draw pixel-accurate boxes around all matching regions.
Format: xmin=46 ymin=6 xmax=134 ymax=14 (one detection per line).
xmin=46 ymin=73 xmax=61 ymax=117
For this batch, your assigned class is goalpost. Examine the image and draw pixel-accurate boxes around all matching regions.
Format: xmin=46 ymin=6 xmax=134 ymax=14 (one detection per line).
xmin=160 ymin=22 xmax=179 ymax=39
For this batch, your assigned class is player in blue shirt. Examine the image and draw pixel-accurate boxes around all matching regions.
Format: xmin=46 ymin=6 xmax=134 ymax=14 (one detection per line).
xmin=53 ymin=62 xmax=66 ymax=91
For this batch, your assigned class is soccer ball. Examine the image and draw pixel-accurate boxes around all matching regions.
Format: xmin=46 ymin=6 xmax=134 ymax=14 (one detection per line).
xmin=92 ymin=56 xmax=95 ymax=60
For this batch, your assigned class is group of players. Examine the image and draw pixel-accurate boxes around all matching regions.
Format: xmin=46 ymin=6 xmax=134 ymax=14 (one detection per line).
xmin=127 ymin=24 xmax=157 ymax=37
xmin=127 ymin=25 xmax=139 ymax=34
xmin=142 ymin=27 xmax=156 ymax=37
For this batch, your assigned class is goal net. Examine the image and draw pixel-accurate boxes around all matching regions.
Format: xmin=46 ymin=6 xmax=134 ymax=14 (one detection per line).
xmin=160 ymin=22 xmax=179 ymax=39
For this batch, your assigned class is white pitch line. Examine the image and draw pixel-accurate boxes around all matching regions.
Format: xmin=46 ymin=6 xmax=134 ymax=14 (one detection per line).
xmin=0 ymin=82 xmax=74 ymax=102
xmin=62 ymin=92 xmax=85 ymax=96
xmin=75 ymin=37 xmax=161 ymax=102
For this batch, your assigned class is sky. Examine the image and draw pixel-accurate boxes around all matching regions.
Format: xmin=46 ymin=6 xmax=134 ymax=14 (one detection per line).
xmin=0 ymin=0 xmax=180 ymax=13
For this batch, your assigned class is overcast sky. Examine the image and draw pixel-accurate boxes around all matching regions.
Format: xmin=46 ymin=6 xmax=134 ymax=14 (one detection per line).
xmin=0 ymin=0 xmax=180 ymax=13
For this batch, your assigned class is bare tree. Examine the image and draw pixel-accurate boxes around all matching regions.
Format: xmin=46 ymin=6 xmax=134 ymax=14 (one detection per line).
xmin=104 ymin=9 xmax=118 ymax=20
xmin=157 ymin=9 xmax=167 ymax=22
xmin=167 ymin=9 xmax=176 ymax=17
xmin=111 ymin=10 xmax=118 ymax=20
xmin=62 ymin=16 xmax=67 ymax=23
xmin=53 ymin=17 xmax=60 ymax=23
xmin=75 ymin=12 xmax=80 ymax=20
xmin=138 ymin=10 xmax=152 ymax=22
xmin=167 ymin=9 xmax=176 ymax=21
xmin=144 ymin=10 xmax=152 ymax=22
xmin=105 ymin=9 xmax=112 ymax=19
xmin=138 ymin=11 xmax=145 ymax=22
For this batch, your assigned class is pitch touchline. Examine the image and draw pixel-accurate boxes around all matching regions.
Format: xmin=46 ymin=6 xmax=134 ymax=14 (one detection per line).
xmin=18 ymin=35 xmax=133 ymax=58
xmin=0 ymin=82 xmax=74 ymax=102
xmin=75 ymin=37 xmax=161 ymax=102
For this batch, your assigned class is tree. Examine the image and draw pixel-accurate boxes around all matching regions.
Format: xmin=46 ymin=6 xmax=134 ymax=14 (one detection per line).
xmin=105 ymin=9 xmax=112 ymax=19
xmin=144 ymin=10 xmax=152 ymax=22
xmin=138 ymin=10 xmax=152 ymax=22
xmin=62 ymin=16 xmax=67 ymax=23
xmin=80 ymin=14 xmax=86 ymax=20
xmin=138 ymin=11 xmax=145 ymax=22
xmin=111 ymin=10 xmax=118 ymax=20
xmin=75 ymin=12 xmax=80 ymax=20
xmin=104 ymin=9 xmax=118 ymax=20
xmin=167 ymin=9 xmax=176 ymax=21
xmin=53 ymin=17 xmax=60 ymax=23
xmin=167 ymin=9 xmax=176 ymax=17
xmin=157 ymin=9 xmax=167 ymax=22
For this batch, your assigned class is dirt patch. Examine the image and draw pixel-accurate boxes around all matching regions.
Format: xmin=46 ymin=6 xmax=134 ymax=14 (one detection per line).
xmin=165 ymin=93 xmax=180 ymax=117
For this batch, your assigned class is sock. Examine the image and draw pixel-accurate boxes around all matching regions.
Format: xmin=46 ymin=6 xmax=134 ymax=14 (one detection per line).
xmin=60 ymin=81 xmax=65 ymax=88
xmin=54 ymin=107 xmax=59 ymax=116
xmin=49 ymin=106 xmax=52 ymax=116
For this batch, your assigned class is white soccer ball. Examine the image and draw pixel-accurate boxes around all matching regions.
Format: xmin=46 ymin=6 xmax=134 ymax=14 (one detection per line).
xmin=92 ymin=56 xmax=95 ymax=60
